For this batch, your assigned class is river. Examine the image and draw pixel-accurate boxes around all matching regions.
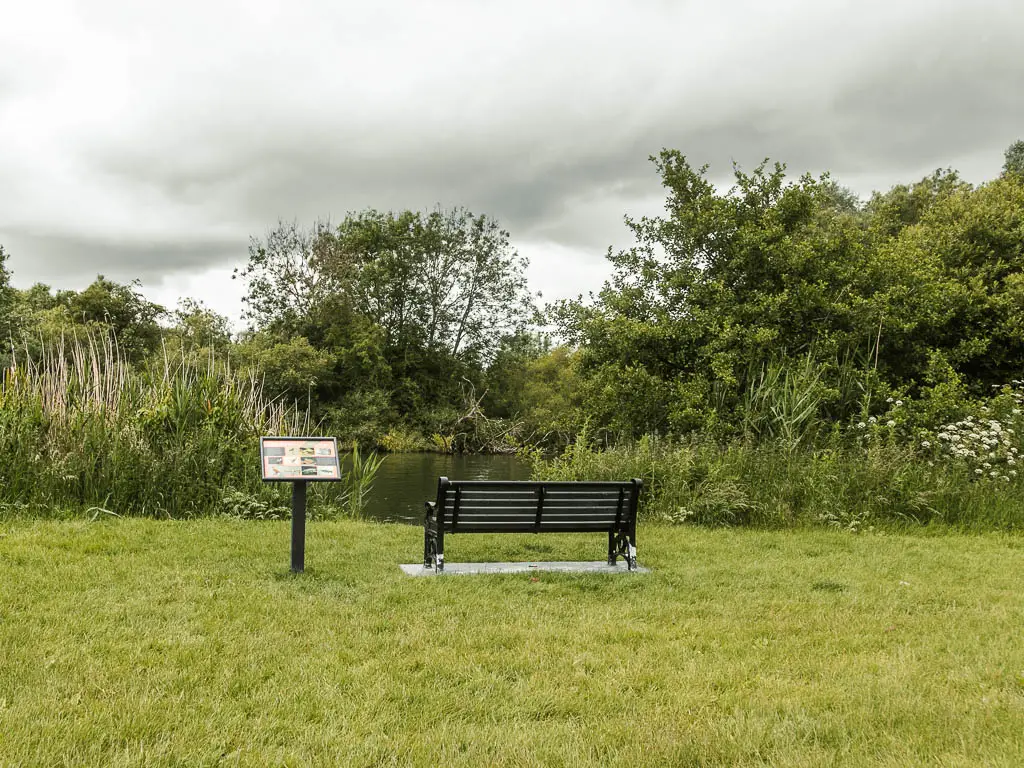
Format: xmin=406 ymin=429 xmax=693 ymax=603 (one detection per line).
xmin=360 ymin=452 xmax=533 ymax=523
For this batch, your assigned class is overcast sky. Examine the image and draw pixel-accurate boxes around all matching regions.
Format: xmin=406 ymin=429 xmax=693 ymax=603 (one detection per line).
xmin=2 ymin=0 xmax=1022 ymax=326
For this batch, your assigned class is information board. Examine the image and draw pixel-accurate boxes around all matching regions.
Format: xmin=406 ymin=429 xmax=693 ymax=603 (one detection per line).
xmin=260 ymin=436 xmax=342 ymax=482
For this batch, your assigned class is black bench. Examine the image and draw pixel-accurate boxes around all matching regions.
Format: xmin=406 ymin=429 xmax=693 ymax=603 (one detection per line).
xmin=423 ymin=477 xmax=642 ymax=572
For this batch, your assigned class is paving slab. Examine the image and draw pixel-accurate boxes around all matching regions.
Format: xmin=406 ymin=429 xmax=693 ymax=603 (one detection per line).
xmin=399 ymin=561 xmax=649 ymax=576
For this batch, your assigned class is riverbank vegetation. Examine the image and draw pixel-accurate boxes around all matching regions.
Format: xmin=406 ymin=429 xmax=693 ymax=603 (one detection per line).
xmin=1 ymin=518 xmax=1022 ymax=766
xmin=1 ymin=142 xmax=1023 ymax=524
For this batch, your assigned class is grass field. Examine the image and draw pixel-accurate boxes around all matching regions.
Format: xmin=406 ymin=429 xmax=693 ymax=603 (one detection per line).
xmin=1 ymin=519 xmax=1023 ymax=767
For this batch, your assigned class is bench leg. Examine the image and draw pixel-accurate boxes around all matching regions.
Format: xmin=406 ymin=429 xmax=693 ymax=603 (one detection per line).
xmin=423 ymin=528 xmax=435 ymax=568
xmin=609 ymin=532 xmax=637 ymax=570
xmin=435 ymin=529 xmax=445 ymax=572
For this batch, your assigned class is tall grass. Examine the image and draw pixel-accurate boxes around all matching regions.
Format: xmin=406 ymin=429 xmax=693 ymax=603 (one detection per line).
xmin=530 ymin=434 xmax=1024 ymax=531
xmin=0 ymin=333 xmax=381 ymax=518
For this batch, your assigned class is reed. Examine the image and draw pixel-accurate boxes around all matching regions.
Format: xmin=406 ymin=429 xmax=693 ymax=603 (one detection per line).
xmin=0 ymin=331 xmax=377 ymax=518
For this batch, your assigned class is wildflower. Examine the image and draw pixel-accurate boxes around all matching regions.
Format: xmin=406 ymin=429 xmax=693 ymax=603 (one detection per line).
xmin=1012 ymin=470 xmax=1018 ymax=477
xmin=1012 ymin=447 xmax=1019 ymax=454
xmin=857 ymin=422 xmax=866 ymax=429
xmin=1014 ymin=409 xmax=1021 ymax=415
xmin=886 ymin=397 xmax=894 ymax=403
xmin=1008 ymin=458 xmax=1016 ymax=466
xmin=895 ymin=400 xmax=903 ymax=407
xmin=869 ymin=416 xmax=877 ymax=424
xmin=939 ymin=433 xmax=950 ymax=441
xmin=886 ymin=420 xmax=895 ymax=428
xmin=983 ymin=462 xmax=992 ymax=469
xmin=990 ymin=470 xmax=998 ymax=477
xmin=1001 ymin=476 xmax=1010 ymax=482
xmin=975 ymin=468 xmax=984 ymax=475
xmin=921 ymin=440 xmax=931 ymax=448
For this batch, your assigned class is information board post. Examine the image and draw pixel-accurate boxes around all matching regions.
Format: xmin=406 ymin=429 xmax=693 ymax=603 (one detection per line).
xmin=291 ymin=480 xmax=307 ymax=572
xmin=259 ymin=436 xmax=342 ymax=574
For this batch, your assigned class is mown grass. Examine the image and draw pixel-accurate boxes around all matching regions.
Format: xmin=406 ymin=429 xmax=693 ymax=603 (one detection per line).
xmin=1 ymin=519 xmax=1023 ymax=766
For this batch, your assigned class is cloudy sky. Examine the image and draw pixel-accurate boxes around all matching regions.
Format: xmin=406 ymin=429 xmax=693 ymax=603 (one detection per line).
xmin=2 ymin=0 xmax=1022 ymax=326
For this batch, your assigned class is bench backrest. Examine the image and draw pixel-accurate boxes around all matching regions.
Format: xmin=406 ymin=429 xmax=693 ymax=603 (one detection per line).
xmin=433 ymin=478 xmax=642 ymax=534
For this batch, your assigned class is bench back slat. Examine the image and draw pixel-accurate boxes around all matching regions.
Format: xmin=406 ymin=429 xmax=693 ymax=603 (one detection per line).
xmin=433 ymin=477 xmax=642 ymax=534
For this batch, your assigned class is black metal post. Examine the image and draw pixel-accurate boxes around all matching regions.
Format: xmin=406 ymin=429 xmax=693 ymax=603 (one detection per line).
xmin=291 ymin=480 xmax=307 ymax=572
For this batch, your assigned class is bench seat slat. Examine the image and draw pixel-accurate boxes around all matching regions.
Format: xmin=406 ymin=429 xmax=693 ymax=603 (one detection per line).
xmin=445 ymin=522 xmax=624 ymax=533
xmin=453 ymin=503 xmax=622 ymax=513
xmin=452 ymin=514 xmax=618 ymax=528
xmin=453 ymin=497 xmax=627 ymax=507
xmin=450 ymin=482 xmax=628 ymax=492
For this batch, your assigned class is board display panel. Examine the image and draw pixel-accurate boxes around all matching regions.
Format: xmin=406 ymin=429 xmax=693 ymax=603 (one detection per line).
xmin=260 ymin=436 xmax=342 ymax=482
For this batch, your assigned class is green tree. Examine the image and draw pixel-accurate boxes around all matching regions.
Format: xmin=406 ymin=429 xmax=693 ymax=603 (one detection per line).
xmin=558 ymin=150 xmax=1024 ymax=438
xmin=0 ymin=246 xmax=14 ymax=364
xmin=319 ymin=207 xmax=535 ymax=363
xmin=1003 ymin=140 xmax=1024 ymax=177
xmin=170 ymin=299 xmax=233 ymax=350
xmin=238 ymin=209 xmax=537 ymax=441
xmin=59 ymin=276 xmax=166 ymax=361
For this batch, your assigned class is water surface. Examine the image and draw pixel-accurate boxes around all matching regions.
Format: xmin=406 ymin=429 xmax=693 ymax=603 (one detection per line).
xmin=362 ymin=453 xmax=532 ymax=523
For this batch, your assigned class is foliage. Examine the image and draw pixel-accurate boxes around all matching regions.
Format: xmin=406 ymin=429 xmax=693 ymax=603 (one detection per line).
xmin=340 ymin=444 xmax=386 ymax=518
xmin=0 ymin=333 xmax=386 ymax=518
xmin=0 ymin=245 xmax=13 ymax=349
xmin=1004 ymin=139 xmax=1024 ymax=178
xmin=236 ymin=209 xmax=537 ymax=446
xmin=556 ymin=146 xmax=1024 ymax=440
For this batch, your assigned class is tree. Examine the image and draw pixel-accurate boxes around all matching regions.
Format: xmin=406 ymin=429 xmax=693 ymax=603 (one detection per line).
xmin=238 ymin=209 xmax=537 ymax=440
xmin=234 ymin=220 xmax=340 ymax=332
xmin=0 ymin=245 xmax=14 ymax=363
xmin=557 ymin=150 xmax=1024 ymax=438
xmin=59 ymin=276 xmax=166 ymax=361
xmin=1003 ymin=140 xmax=1024 ymax=178
xmin=170 ymin=298 xmax=233 ymax=350
xmin=320 ymin=207 xmax=536 ymax=363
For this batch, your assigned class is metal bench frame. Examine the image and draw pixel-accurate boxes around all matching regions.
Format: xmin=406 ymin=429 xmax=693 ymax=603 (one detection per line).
xmin=423 ymin=477 xmax=642 ymax=572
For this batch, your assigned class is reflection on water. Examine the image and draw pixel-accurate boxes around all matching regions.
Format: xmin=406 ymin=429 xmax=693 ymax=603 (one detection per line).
xmin=362 ymin=453 xmax=532 ymax=524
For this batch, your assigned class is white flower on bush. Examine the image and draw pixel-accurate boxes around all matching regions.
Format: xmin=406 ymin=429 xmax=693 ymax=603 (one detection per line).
xmin=975 ymin=468 xmax=984 ymax=475
xmin=895 ymin=400 xmax=903 ymax=407
xmin=1012 ymin=470 xmax=1018 ymax=477
xmin=869 ymin=416 xmax=877 ymax=424
xmin=886 ymin=420 xmax=896 ymax=427
xmin=990 ymin=470 xmax=998 ymax=477
xmin=1014 ymin=408 xmax=1022 ymax=415
xmin=1001 ymin=476 xmax=1010 ymax=482
xmin=1009 ymin=458 xmax=1016 ymax=466
xmin=983 ymin=462 xmax=992 ymax=469
xmin=921 ymin=440 xmax=931 ymax=448
xmin=857 ymin=422 xmax=866 ymax=429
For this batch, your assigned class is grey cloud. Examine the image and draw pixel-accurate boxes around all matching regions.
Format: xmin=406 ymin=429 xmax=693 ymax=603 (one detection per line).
xmin=3 ymin=0 xmax=1023 ymax=292
xmin=1 ymin=229 xmax=239 ymax=291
